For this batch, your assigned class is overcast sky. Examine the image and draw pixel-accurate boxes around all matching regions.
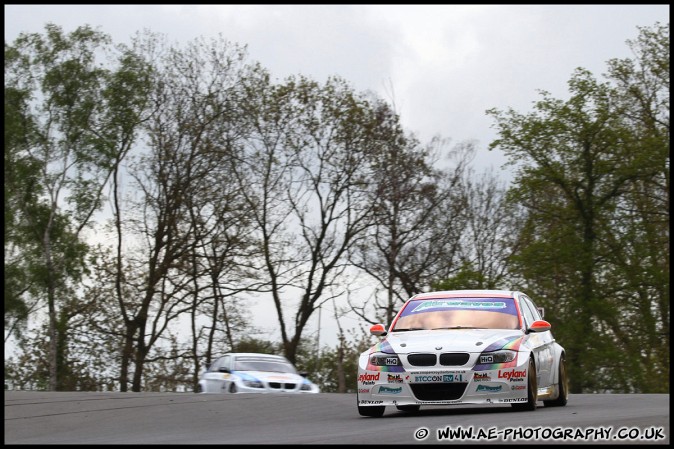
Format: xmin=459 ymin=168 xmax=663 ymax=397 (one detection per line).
xmin=4 ymin=4 xmax=670 ymax=349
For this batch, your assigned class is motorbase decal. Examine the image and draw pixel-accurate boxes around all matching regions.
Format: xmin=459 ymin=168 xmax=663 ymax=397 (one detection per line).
xmin=476 ymin=384 xmax=503 ymax=392
xmin=378 ymin=386 xmax=403 ymax=394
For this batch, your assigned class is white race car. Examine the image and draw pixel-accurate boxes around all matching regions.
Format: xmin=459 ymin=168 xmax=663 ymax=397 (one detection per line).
xmin=357 ymin=290 xmax=568 ymax=417
xmin=199 ymin=353 xmax=320 ymax=394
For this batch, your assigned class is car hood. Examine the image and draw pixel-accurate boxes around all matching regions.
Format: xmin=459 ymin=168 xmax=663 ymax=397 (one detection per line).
xmin=233 ymin=370 xmax=308 ymax=384
xmin=381 ymin=329 xmax=523 ymax=354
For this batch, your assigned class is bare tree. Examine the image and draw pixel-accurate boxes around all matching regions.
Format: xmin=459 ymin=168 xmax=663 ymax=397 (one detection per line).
xmin=117 ymin=34 xmax=258 ymax=391
xmin=454 ymin=167 xmax=522 ymax=289
xmin=233 ymin=75 xmax=390 ymax=363
xmin=350 ymin=133 xmax=474 ymax=326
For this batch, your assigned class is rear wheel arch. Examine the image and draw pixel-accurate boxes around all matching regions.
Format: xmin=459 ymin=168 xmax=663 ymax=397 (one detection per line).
xmin=544 ymin=352 xmax=568 ymax=407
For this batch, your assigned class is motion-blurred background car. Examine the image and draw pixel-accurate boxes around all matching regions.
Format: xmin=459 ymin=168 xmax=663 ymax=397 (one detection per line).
xmin=199 ymin=352 xmax=320 ymax=394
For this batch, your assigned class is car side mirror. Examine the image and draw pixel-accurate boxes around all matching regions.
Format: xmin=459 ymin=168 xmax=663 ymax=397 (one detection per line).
xmin=526 ymin=320 xmax=551 ymax=334
xmin=370 ymin=324 xmax=387 ymax=337
xmin=218 ymin=367 xmax=231 ymax=373
xmin=299 ymin=371 xmax=308 ymax=378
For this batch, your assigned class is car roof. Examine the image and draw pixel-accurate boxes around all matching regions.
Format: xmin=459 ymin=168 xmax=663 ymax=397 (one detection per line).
xmin=226 ymin=353 xmax=290 ymax=361
xmin=410 ymin=290 xmax=520 ymax=300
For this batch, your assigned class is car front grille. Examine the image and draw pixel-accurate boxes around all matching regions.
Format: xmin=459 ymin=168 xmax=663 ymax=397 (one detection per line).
xmin=410 ymin=383 xmax=468 ymax=401
xmin=407 ymin=353 xmax=470 ymax=366
xmin=407 ymin=353 xmax=437 ymax=366
xmin=268 ymin=382 xmax=297 ymax=390
xmin=439 ymin=353 xmax=470 ymax=366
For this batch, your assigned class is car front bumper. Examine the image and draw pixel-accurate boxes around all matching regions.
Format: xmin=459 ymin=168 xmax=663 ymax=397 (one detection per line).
xmin=357 ymin=357 xmax=529 ymax=407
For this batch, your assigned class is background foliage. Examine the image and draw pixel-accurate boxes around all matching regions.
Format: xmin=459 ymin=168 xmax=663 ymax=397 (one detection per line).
xmin=5 ymin=22 xmax=669 ymax=394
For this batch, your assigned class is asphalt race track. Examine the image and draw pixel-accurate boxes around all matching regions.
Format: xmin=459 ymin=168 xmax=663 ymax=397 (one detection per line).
xmin=4 ymin=392 xmax=669 ymax=444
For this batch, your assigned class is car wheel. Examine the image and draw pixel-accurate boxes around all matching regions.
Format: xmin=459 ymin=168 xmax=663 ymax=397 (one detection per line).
xmin=544 ymin=356 xmax=568 ymax=407
xmin=512 ymin=358 xmax=537 ymax=411
xmin=229 ymin=382 xmax=237 ymax=394
xmin=396 ymin=405 xmax=420 ymax=412
xmin=357 ymin=395 xmax=385 ymax=417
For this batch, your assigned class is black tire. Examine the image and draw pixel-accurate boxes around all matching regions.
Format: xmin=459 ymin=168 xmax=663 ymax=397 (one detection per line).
xmin=512 ymin=358 xmax=537 ymax=411
xmin=544 ymin=356 xmax=568 ymax=407
xmin=357 ymin=394 xmax=385 ymax=417
xmin=229 ymin=382 xmax=237 ymax=394
xmin=396 ymin=405 xmax=420 ymax=412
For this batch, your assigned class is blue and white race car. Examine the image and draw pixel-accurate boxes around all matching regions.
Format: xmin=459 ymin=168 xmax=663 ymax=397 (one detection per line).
xmin=199 ymin=353 xmax=320 ymax=394
xmin=357 ymin=290 xmax=568 ymax=417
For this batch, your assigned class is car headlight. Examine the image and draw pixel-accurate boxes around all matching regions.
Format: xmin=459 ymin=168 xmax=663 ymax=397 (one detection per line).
xmin=369 ymin=353 xmax=402 ymax=367
xmin=478 ymin=350 xmax=516 ymax=364
xmin=242 ymin=379 xmax=264 ymax=388
xmin=300 ymin=382 xmax=313 ymax=391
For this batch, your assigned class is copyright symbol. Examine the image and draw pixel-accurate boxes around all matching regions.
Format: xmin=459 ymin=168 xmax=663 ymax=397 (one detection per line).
xmin=414 ymin=427 xmax=430 ymax=440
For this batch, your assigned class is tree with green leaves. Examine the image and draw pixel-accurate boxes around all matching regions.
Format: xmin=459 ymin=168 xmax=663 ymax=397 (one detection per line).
xmin=487 ymin=22 xmax=669 ymax=393
xmin=4 ymin=24 xmax=146 ymax=391
xmin=4 ymin=70 xmax=42 ymax=338
xmin=595 ymin=22 xmax=669 ymax=392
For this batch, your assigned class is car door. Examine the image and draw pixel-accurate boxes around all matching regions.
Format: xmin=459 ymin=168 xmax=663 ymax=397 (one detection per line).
xmin=219 ymin=355 xmax=234 ymax=392
xmin=203 ymin=356 xmax=230 ymax=393
xmin=520 ymin=296 xmax=554 ymax=388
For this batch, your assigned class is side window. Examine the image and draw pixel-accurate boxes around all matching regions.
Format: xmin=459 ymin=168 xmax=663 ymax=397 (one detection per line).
xmin=519 ymin=298 xmax=536 ymax=328
xmin=209 ymin=356 xmax=229 ymax=372
xmin=526 ymin=298 xmax=543 ymax=321
xmin=208 ymin=358 xmax=221 ymax=372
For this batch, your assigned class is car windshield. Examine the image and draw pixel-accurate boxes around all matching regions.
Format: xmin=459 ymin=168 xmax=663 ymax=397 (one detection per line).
xmin=392 ymin=297 xmax=520 ymax=331
xmin=234 ymin=358 xmax=297 ymax=374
